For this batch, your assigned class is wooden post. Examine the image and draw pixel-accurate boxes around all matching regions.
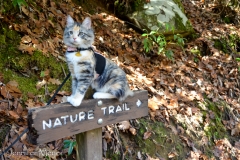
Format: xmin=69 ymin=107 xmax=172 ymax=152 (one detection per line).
xmin=76 ymin=87 xmax=102 ymax=160
xmin=27 ymin=90 xmax=148 ymax=159
xmin=76 ymin=128 xmax=102 ymax=160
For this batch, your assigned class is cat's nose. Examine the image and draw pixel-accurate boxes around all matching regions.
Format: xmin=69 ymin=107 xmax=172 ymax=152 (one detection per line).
xmin=73 ymin=38 xmax=76 ymax=41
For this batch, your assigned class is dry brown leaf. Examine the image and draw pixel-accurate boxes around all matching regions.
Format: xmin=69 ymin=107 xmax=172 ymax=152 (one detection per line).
xmin=103 ymin=131 xmax=112 ymax=143
xmin=149 ymin=111 xmax=156 ymax=121
xmin=25 ymin=99 xmax=35 ymax=109
xmin=177 ymin=125 xmax=184 ymax=134
xmin=15 ymin=127 xmax=27 ymax=141
xmin=167 ymin=99 xmax=178 ymax=109
xmin=48 ymin=78 xmax=61 ymax=85
xmin=234 ymin=141 xmax=240 ymax=149
xmin=167 ymin=125 xmax=178 ymax=135
xmin=132 ymin=41 xmax=137 ymax=50
xmin=18 ymin=43 xmax=29 ymax=51
xmin=231 ymin=123 xmax=240 ymax=136
xmin=7 ymin=81 xmax=18 ymax=87
xmin=0 ymin=86 xmax=12 ymax=99
xmin=36 ymin=79 xmax=47 ymax=90
xmin=143 ymin=131 xmax=152 ymax=140
xmin=56 ymin=91 xmax=70 ymax=96
xmin=146 ymin=153 xmax=164 ymax=160
xmin=21 ymin=35 xmax=32 ymax=44
xmin=148 ymin=99 xmax=159 ymax=111
xmin=0 ymin=102 xmax=8 ymax=111
xmin=16 ymin=103 xmax=23 ymax=115
xmin=129 ymin=127 xmax=137 ymax=135
xmin=168 ymin=151 xmax=178 ymax=158
xmin=27 ymin=92 xmax=35 ymax=99
xmin=187 ymin=150 xmax=201 ymax=159
xmin=6 ymin=82 xmax=22 ymax=98
xmin=201 ymin=136 xmax=209 ymax=146
xmin=180 ymin=135 xmax=193 ymax=147
xmin=8 ymin=110 xmax=20 ymax=119
xmin=118 ymin=121 xmax=130 ymax=131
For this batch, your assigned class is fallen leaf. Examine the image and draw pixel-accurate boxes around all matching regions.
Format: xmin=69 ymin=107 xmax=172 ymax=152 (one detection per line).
xmin=7 ymin=81 xmax=18 ymax=87
xmin=168 ymin=151 xmax=178 ymax=158
xmin=25 ymin=99 xmax=35 ymax=109
xmin=148 ymin=99 xmax=159 ymax=111
xmin=16 ymin=103 xmax=23 ymax=115
xmin=0 ymin=86 xmax=12 ymax=99
xmin=167 ymin=125 xmax=178 ymax=135
xmin=143 ymin=131 xmax=152 ymax=140
xmin=21 ymin=35 xmax=32 ymax=44
xmin=118 ymin=121 xmax=130 ymax=131
xmin=8 ymin=110 xmax=20 ymax=119
xmin=36 ymin=79 xmax=47 ymax=90
xmin=27 ymin=92 xmax=35 ymax=99
xmin=231 ymin=123 xmax=240 ymax=136
xmin=48 ymin=78 xmax=61 ymax=85
xmin=129 ymin=127 xmax=137 ymax=135
xmin=103 ymin=131 xmax=112 ymax=143
xmin=167 ymin=98 xmax=178 ymax=109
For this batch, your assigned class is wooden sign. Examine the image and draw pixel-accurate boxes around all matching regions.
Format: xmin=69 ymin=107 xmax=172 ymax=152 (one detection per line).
xmin=28 ymin=90 xmax=148 ymax=144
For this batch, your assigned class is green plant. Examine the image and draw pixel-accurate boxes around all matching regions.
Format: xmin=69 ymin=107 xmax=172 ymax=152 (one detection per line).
xmin=214 ymin=34 xmax=240 ymax=54
xmin=174 ymin=34 xmax=186 ymax=49
xmin=142 ymin=24 xmax=187 ymax=60
xmin=165 ymin=49 xmax=174 ymax=60
xmin=63 ymin=139 xmax=76 ymax=155
xmin=142 ymin=29 xmax=167 ymax=55
xmin=12 ymin=0 xmax=27 ymax=8
xmin=236 ymin=58 xmax=240 ymax=71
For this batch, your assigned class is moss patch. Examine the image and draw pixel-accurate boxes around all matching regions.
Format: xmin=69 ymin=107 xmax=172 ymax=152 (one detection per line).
xmin=115 ymin=117 xmax=189 ymax=159
xmin=214 ymin=34 xmax=240 ymax=54
xmin=0 ymin=125 xmax=11 ymax=148
xmin=202 ymin=100 xmax=228 ymax=141
xmin=0 ymin=26 xmax=70 ymax=102
xmin=196 ymin=100 xmax=230 ymax=157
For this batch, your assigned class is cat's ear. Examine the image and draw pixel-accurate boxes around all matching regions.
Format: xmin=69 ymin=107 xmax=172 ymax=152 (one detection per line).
xmin=82 ymin=17 xmax=92 ymax=30
xmin=66 ymin=15 xmax=74 ymax=27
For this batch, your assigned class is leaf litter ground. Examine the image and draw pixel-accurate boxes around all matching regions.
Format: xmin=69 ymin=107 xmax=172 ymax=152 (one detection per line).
xmin=0 ymin=0 xmax=240 ymax=159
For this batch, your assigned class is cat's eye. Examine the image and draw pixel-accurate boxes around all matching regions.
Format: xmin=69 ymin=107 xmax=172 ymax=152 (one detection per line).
xmin=79 ymin=32 xmax=85 ymax=36
xmin=69 ymin=31 xmax=73 ymax=35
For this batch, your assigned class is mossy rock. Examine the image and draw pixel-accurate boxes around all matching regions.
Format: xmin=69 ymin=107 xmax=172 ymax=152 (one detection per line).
xmin=126 ymin=0 xmax=193 ymax=33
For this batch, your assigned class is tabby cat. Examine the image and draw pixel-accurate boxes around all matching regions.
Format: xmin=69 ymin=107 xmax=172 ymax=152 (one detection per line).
xmin=63 ymin=15 xmax=133 ymax=107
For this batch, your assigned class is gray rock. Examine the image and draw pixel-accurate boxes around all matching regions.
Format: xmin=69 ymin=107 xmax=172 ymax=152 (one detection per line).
xmin=127 ymin=0 xmax=191 ymax=32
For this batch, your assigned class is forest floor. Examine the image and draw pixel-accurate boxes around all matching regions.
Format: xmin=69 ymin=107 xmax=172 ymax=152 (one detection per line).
xmin=0 ymin=0 xmax=240 ymax=159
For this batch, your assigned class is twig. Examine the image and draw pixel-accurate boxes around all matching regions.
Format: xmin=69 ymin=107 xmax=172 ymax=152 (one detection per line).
xmin=60 ymin=63 xmax=66 ymax=77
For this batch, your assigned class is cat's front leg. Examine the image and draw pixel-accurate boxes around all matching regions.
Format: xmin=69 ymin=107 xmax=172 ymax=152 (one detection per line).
xmin=68 ymin=75 xmax=93 ymax=107
xmin=67 ymin=76 xmax=77 ymax=102
xmin=67 ymin=75 xmax=84 ymax=107
xmin=71 ymin=77 xmax=78 ymax=96
xmin=67 ymin=92 xmax=84 ymax=107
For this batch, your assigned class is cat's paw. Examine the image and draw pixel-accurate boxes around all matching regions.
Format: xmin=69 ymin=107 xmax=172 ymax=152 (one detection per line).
xmin=61 ymin=96 xmax=68 ymax=103
xmin=67 ymin=94 xmax=83 ymax=107
xmin=93 ymin=92 xmax=116 ymax=99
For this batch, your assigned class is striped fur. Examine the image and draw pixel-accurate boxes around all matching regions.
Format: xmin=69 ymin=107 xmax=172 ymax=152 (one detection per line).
xmin=63 ymin=16 xmax=133 ymax=107
xmin=91 ymin=59 xmax=133 ymax=101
